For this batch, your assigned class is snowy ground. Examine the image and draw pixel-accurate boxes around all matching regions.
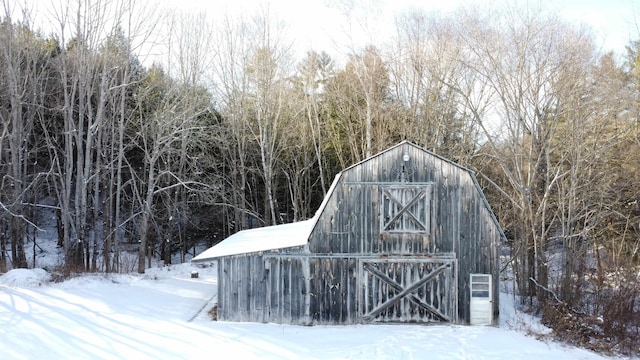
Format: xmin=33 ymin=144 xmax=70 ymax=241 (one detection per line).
xmin=0 ymin=263 xmax=612 ymax=360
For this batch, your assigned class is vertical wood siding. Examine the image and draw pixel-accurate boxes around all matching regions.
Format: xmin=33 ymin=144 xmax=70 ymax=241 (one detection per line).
xmin=359 ymin=258 xmax=457 ymax=323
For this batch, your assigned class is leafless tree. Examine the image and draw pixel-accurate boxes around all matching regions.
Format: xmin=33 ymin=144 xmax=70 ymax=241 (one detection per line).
xmin=452 ymin=3 xmax=598 ymax=302
xmin=295 ymin=51 xmax=335 ymax=196
xmin=46 ymin=0 xmax=162 ymax=272
xmin=245 ymin=7 xmax=295 ymax=225
xmin=132 ymin=63 xmax=213 ymax=273
xmin=387 ymin=9 xmax=477 ymax=162
xmin=0 ymin=1 xmax=52 ymax=269
xmin=209 ymin=11 xmax=256 ymax=233
xmin=154 ymin=11 xmax=216 ymax=264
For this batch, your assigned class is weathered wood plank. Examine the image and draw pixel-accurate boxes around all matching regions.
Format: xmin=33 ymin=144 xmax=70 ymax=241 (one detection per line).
xmin=363 ymin=262 xmax=452 ymax=321
xmin=362 ymin=262 xmax=450 ymax=321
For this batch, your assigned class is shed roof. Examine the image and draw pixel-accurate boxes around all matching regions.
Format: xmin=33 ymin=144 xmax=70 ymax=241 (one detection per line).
xmin=191 ymin=218 xmax=315 ymax=262
xmin=191 ymin=173 xmax=340 ymax=263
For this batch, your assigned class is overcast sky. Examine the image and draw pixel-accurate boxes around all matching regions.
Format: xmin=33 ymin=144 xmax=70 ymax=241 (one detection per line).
xmin=153 ymin=0 xmax=638 ymax=56
xmin=17 ymin=0 xmax=640 ymax=62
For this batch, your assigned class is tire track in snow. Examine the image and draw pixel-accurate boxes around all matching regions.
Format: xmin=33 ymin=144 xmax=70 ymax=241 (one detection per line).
xmin=188 ymin=292 xmax=217 ymax=322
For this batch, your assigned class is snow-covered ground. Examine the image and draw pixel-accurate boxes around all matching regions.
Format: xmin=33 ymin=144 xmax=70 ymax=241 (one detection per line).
xmin=0 ymin=263 xmax=613 ymax=360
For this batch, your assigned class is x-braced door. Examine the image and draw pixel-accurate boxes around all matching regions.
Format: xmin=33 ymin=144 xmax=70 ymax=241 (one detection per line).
xmin=359 ymin=258 xmax=457 ymax=323
xmin=380 ymin=185 xmax=432 ymax=234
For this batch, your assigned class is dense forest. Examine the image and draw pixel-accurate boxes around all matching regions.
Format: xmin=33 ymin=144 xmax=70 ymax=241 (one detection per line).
xmin=0 ymin=0 xmax=639 ymax=354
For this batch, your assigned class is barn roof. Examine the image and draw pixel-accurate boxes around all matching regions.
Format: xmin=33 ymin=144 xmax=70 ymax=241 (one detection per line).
xmin=191 ymin=173 xmax=341 ymax=263
xmin=345 ymin=140 xmax=475 ymax=174
xmin=191 ymin=218 xmax=316 ymax=262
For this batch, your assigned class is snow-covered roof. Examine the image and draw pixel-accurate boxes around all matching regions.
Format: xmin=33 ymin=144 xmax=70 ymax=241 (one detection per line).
xmin=192 ymin=174 xmax=341 ymax=263
xmin=191 ymin=218 xmax=316 ymax=262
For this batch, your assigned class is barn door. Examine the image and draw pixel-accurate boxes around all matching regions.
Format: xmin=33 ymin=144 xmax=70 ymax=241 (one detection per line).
xmin=359 ymin=258 xmax=456 ymax=323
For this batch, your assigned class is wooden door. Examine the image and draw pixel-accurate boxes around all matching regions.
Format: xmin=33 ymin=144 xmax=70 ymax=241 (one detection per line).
xmin=359 ymin=258 xmax=457 ymax=323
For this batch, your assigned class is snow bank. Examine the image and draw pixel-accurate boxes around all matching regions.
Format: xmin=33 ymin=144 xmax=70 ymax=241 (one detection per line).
xmin=0 ymin=268 xmax=51 ymax=287
xmin=49 ymin=262 xmax=218 ymax=290
xmin=143 ymin=262 xmax=217 ymax=280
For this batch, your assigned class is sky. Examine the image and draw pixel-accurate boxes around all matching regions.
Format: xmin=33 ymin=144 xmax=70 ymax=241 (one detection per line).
xmin=16 ymin=0 xmax=640 ymax=65
xmin=152 ymin=0 xmax=639 ymax=57
xmin=557 ymin=0 xmax=638 ymax=53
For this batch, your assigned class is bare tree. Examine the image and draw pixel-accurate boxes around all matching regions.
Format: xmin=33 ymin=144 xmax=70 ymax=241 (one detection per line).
xmin=0 ymin=1 xmax=52 ymax=269
xmin=295 ymin=51 xmax=335 ymax=196
xmin=156 ymin=11 xmax=215 ymax=264
xmin=210 ymin=11 xmax=256 ymax=233
xmin=387 ymin=10 xmax=477 ymax=162
xmin=133 ymin=64 xmax=212 ymax=273
xmin=48 ymin=0 xmax=161 ymax=271
xmin=323 ymin=46 xmax=392 ymax=167
xmin=244 ymin=7 xmax=294 ymax=225
xmin=328 ymin=0 xmax=389 ymax=158
xmin=453 ymin=3 xmax=598 ymax=302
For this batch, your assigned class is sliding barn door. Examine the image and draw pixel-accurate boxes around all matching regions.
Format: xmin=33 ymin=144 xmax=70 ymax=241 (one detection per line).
xmin=359 ymin=258 xmax=457 ymax=323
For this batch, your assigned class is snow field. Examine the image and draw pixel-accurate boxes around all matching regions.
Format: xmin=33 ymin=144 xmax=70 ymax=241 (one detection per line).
xmin=0 ymin=263 xmax=610 ymax=360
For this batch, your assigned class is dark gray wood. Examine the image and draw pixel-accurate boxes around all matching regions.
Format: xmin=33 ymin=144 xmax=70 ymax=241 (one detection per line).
xmin=361 ymin=261 xmax=452 ymax=322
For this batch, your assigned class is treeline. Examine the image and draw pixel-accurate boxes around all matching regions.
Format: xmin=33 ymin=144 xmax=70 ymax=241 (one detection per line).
xmin=0 ymin=0 xmax=639 ymax=352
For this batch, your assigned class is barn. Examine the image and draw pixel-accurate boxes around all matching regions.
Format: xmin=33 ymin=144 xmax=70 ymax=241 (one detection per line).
xmin=192 ymin=141 xmax=505 ymax=325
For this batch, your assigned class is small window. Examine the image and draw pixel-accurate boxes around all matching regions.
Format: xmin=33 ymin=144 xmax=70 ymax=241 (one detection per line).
xmin=472 ymin=283 xmax=490 ymax=291
xmin=471 ymin=275 xmax=489 ymax=283
xmin=472 ymin=290 xmax=490 ymax=298
xmin=470 ymin=274 xmax=491 ymax=298
xmin=471 ymin=283 xmax=490 ymax=298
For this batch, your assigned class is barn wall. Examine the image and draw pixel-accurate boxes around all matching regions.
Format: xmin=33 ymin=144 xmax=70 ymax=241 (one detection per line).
xmin=217 ymin=254 xmax=267 ymax=323
xmin=307 ymin=142 xmax=501 ymax=324
xmin=263 ymin=255 xmax=311 ymax=325
xmin=453 ymin=175 xmax=501 ymax=323
xmin=308 ymin=256 xmax=359 ymax=324
xmin=309 ymin=143 xmax=484 ymax=255
xmin=217 ymin=247 xmax=311 ymax=324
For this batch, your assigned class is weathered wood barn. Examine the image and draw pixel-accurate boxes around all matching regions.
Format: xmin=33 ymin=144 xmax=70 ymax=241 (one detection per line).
xmin=192 ymin=141 xmax=505 ymax=325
